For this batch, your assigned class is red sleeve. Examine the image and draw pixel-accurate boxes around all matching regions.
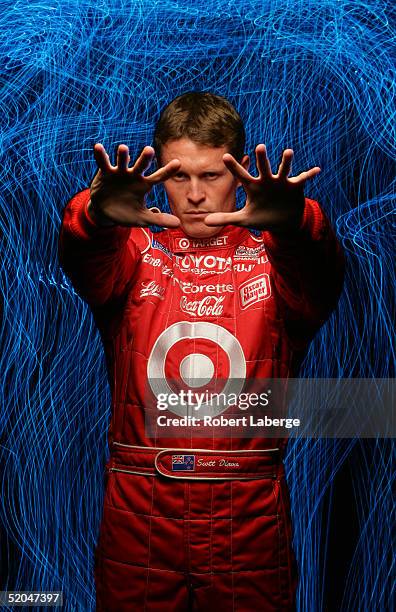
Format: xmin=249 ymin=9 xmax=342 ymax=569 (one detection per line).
xmin=58 ymin=189 xmax=141 ymax=308
xmin=263 ymin=198 xmax=345 ymax=348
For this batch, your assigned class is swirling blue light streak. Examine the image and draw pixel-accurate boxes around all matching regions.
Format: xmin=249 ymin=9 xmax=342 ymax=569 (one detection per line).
xmin=0 ymin=0 xmax=394 ymax=610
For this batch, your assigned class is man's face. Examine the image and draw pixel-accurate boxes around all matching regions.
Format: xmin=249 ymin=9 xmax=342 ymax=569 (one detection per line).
xmin=160 ymin=138 xmax=249 ymax=238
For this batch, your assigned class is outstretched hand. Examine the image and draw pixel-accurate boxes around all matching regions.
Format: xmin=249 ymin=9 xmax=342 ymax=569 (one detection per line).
xmin=89 ymin=144 xmax=181 ymax=228
xmin=204 ymin=145 xmax=321 ymax=232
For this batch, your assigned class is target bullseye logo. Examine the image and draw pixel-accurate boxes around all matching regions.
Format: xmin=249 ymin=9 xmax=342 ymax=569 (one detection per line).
xmin=180 ymin=353 xmax=214 ymax=387
xmin=147 ymin=321 xmax=246 ymax=417
xmin=177 ymin=237 xmax=190 ymax=250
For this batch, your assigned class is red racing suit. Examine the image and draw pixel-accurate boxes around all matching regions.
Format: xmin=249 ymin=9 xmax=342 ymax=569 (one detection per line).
xmin=59 ymin=189 xmax=344 ymax=611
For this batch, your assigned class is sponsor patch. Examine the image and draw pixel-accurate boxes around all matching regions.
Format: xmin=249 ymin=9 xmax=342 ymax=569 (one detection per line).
xmin=180 ymin=295 xmax=225 ymax=317
xmin=152 ymin=239 xmax=173 ymax=259
xmin=142 ymin=253 xmax=173 ymax=276
xmin=175 ymin=253 xmax=233 ymax=275
xmin=172 ymin=455 xmax=195 ymax=471
xmin=140 ymin=281 xmax=165 ymax=300
xmin=233 ymin=262 xmax=256 ymax=273
xmin=174 ymin=278 xmax=234 ymax=294
xmin=239 ymin=274 xmax=271 ymax=309
xmin=234 ymin=244 xmax=267 ymax=261
xmin=176 ymin=235 xmax=228 ymax=250
xmin=174 ymin=253 xmax=262 ymax=276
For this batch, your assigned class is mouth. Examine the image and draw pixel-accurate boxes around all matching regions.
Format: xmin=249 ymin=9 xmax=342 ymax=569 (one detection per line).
xmin=184 ymin=210 xmax=210 ymax=217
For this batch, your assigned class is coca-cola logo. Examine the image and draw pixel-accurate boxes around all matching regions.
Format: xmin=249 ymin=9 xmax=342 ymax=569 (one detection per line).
xmin=140 ymin=281 xmax=165 ymax=300
xmin=180 ymin=295 xmax=225 ymax=317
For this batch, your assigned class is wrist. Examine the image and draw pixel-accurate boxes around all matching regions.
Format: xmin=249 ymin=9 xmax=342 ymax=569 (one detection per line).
xmin=87 ymin=199 xmax=117 ymax=227
xmin=268 ymin=200 xmax=306 ymax=237
xmin=268 ymin=219 xmax=304 ymax=237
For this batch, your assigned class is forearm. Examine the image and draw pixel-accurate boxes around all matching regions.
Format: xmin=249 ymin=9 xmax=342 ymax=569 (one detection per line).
xmin=263 ymin=198 xmax=345 ymax=325
xmin=58 ymin=189 xmax=138 ymax=307
xmin=87 ymin=198 xmax=117 ymax=227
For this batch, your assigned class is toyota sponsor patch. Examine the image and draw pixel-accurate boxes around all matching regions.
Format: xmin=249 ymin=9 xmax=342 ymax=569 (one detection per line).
xmin=175 ymin=253 xmax=232 ymax=274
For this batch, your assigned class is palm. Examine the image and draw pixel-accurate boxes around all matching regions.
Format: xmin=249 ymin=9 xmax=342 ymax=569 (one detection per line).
xmin=90 ymin=143 xmax=181 ymax=228
xmin=205 ymin=145 xmax=321 ymax=232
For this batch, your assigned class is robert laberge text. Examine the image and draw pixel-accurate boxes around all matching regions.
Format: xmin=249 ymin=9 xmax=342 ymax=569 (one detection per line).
xmin=157 ymin=415 xmax=301 ymax=429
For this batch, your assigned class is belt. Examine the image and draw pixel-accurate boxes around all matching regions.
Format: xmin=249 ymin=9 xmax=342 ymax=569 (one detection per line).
xmin=108 ymin=442 xmax=281 ymax=480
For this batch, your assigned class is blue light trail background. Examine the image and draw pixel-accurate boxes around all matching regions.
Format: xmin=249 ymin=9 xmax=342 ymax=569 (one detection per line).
xmin=0 ymin=0 xmax=395 ymax=610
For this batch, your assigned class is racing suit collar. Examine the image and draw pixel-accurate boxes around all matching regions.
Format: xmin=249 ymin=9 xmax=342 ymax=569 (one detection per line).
xmin=165 ymin=225 xmax=249 ymax=253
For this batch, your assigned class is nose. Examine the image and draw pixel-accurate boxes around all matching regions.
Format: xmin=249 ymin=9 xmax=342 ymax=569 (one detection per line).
xmin=187 ymin=180 xmax=205 ymax=205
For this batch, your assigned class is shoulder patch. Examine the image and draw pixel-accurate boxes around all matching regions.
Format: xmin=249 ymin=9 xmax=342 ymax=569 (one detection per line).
xmin=151 ymin=238 xmax=173 ymax=259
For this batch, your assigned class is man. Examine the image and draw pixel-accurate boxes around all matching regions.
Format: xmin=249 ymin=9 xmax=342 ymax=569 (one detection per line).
xmin=59 ymin=92 xmax=344 ymax=611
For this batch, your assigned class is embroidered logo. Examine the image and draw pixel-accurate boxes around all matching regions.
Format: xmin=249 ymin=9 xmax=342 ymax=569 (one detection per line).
xmin=176 ymin=236 xmax=228 ymax=250
xmin=239 ymin=274 xmax=271 ymax=309
xmin=140 ymin=281 xmax=165 ymax=300
xmin=180 ymin=295 xmax=225 ymax=317
xmin=172 ymin=455 xmax=196 ymax=471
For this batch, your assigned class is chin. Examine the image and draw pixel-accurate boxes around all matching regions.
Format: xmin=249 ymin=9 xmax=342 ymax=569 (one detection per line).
xmin=181 ymin=221 xmax=222 ymax=238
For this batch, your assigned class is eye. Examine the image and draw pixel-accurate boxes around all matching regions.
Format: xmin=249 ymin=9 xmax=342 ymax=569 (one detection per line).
xmin=173 ymin=172 xmax=187 ymax=181
xmin=204 ymin=173 xmax=219 ymax=179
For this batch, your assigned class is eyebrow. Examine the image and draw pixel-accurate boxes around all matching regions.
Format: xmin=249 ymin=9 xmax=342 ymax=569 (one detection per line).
xmin=176 ymin=167 xmax=226 ymax=175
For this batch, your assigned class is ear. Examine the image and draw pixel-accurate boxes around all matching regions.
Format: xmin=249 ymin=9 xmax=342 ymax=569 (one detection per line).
xmin=236 ymin=154 xmax=250 ymax=188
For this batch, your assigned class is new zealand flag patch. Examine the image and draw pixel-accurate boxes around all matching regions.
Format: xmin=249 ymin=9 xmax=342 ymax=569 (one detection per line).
xmin=172 ymin=455 xmax=195 ymax=471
